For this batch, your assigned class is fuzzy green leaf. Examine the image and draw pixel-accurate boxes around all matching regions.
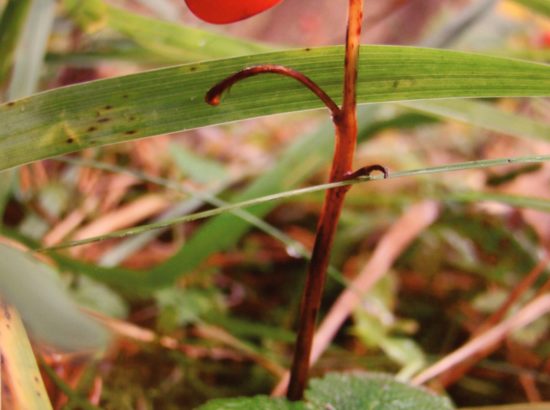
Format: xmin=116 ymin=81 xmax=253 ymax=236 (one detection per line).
xmin=306 ymin=373 xmax=455 ymax=410
xmin=197 ymin=372 xmax=454 ymax=410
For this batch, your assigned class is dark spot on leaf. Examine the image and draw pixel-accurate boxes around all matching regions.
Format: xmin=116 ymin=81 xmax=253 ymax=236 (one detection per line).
xmin=104 ymin=105 xmax=113 ymax=110
xmin=305 ymin=47 xmax=311 ymax=52
xmin=123 ymin=94 xmax=129 ymax=99
xmin=393 ymin=80 xmax=399 ymax=88
xmin=66 ymin=138 xmax=74 ymax=144
xmin=97 ymin=117 xmax=110 ymax=123
xmin=129 ymin=116 xmax=136 ymax=121
xmin=125 ymin=130 xmax=137 ymax=135
xmin=7 ymin=102 xmax=15 ymax=107
xmin=87 ymin=126 xmax=97 ymax=132
xmin=190 ymin=66 xmax=197 ymax=72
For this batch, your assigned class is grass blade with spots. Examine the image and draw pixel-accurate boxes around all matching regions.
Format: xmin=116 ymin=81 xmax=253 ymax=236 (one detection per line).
xmin=0 ymin=46 xmax=548 ymax=171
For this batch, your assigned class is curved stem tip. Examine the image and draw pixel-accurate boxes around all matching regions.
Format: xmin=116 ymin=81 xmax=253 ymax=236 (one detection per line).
xmin=205 ymin=64 xmax=341 ymax=117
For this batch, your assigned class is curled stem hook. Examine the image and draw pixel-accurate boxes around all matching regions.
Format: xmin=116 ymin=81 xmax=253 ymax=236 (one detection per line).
xmin=206 ymin=64 xmax=341 ymax=118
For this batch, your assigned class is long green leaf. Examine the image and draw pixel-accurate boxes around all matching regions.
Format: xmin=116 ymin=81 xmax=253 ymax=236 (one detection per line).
xmin=1 ymin=46 xmax=548 ymax=171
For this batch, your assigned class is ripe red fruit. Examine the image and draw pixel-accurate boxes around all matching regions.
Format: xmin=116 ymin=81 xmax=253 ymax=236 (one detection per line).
xmin=185 ymin=0 xmax=283 ymax=24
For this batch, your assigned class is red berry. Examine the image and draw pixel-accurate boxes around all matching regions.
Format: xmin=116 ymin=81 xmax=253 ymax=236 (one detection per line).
xmin=185 ymin=0 xmax=283 ymax=24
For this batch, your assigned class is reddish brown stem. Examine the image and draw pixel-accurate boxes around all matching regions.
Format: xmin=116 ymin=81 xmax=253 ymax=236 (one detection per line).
xmin=206 ymin=64 xmax=340 ymax=117
xmin=286 ymin=0 xmax=365 ymax=401
xmin=204 ymin=0 xmax=382 ymax=401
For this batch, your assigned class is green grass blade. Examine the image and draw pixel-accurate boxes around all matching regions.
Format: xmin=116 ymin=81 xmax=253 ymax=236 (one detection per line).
xmin=449 ymin=191 xmax=550 ymax=212
xmin=512 ymin=0 xmax=550 ymax=16
xmin=401 ymin=99 xmax=550 ymax=142
xmin=63 ymin=0 xmax=272 ymax=62
xmin=6 ymin=0 xmax=55 ymax=98
xmin=41 ymin=154 xmax=550 ymax=253
xmin=0 ymin=0 xmax=32 ymax=87
xmin=1 ymin=46 xmax=548 ymax=171
xmin=105 ymin=4 xmax=273 ymax=62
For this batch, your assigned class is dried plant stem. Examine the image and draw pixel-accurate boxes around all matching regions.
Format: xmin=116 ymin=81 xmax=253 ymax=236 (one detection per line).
xmin=203 ymin=0 xmax=376 ymax=400
xmin=286 ymin=0 xmax=365 ymax=401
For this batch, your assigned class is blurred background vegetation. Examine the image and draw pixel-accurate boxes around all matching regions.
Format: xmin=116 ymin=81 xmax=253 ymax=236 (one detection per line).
xmin=0 ymin=0 xmax=549 ymax=408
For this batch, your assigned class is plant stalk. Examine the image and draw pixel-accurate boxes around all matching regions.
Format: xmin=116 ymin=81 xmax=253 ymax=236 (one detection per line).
xmin=286 ymin=0 xmax=364 ymax=401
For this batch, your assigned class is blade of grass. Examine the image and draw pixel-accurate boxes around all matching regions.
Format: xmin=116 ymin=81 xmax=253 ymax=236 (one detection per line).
xmin=1 ymin=0 xmax=56 ymax=227
xmin=0 ymin=299 xmax=53 ymax=410
xmin=1 ymin=45 xmax=548 ymax=171
xmin=106 ymin=4 xmax=273 ymax=61
xmin=0 ymin=0 xmax=31 ymax=88
xmin=63 ymin=0 xmax=272 ymax=62
xmin=39 ymin=359 xmax=102 ymax=410
xmin=6 ymin=0 xmax=56 ymax=98
xmin=421 ymin=0 xmax=498 ymax=48
xmin=40 ymin=154 xmax=550 ymax=254
xmin=401 ymin=100 xmax=550 ymax=142
xmin=448 ymin=191 xmax=550 ymax=211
